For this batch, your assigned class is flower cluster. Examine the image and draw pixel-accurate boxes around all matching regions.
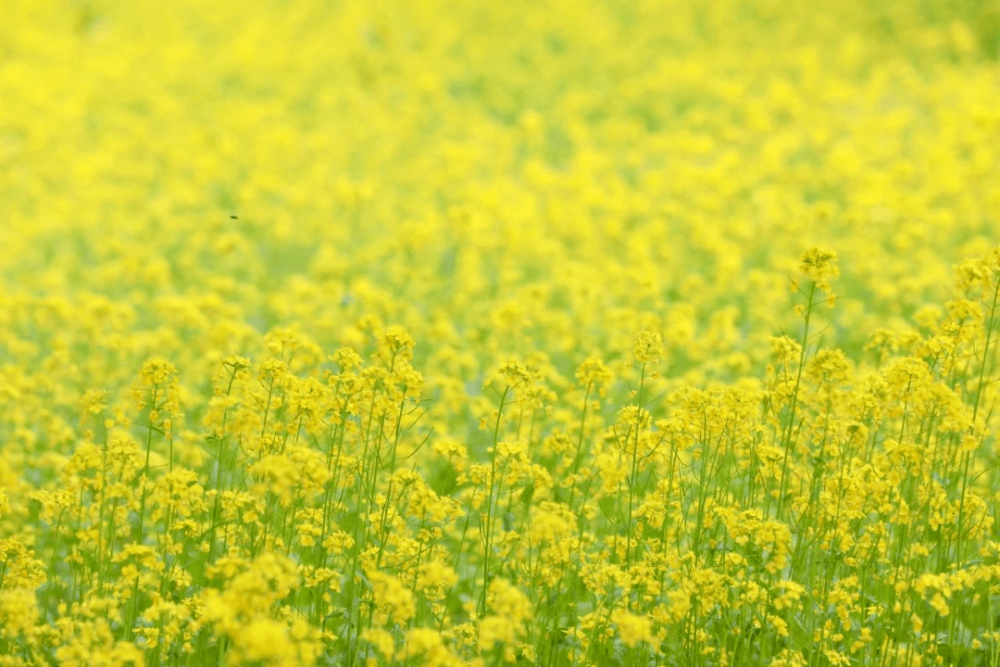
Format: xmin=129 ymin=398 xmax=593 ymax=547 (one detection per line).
xmin=1 ymin=1 xmax=999 ymax=666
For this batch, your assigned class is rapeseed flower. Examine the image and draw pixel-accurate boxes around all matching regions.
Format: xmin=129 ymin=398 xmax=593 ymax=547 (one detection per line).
xmin=1 ymin=1 xmax=999 ymax=665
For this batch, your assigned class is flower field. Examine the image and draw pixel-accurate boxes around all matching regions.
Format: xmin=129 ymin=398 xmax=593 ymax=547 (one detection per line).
xmin=2 ymin=1 xmax=1000 ymax=665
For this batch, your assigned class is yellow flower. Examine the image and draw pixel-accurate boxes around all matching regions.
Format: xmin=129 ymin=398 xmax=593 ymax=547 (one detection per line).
xmin=366 ymin=569 xmax=416 ymax=623
xmin=610 ymin=608 xmax=658 ymax=649
xmin=633 ymin=330 xmax=664 ymax=365
xmin=361 ymin=628 xmax=394 ymax=658
xmin=234 ymin=618 xmax=293 ymax=664
xmin=479 ymin=578 xmax=533 ymax=651
xmin=399 ymin=628 xmax=462 ymax=667
xmin=929 ymin=593 xmax=950 ymax=617
xmin=0 ymin=588 xmax=37 ymax=639
xmin=575 ymin=356 xmax=613 ymax=395
xmin=798 ymin=247 xmax=839 ymax=298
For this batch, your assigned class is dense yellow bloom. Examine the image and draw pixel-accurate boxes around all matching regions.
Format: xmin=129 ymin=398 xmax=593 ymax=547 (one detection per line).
xmin=799 ymin=248 xmax=840 ymax=286
xmin=0 ymin=588 xmax=37 ymax=639
xmin=575 ymin=356 xmax=614 ymax=394
xmin=360 ymin=628 xmax=394 ymax=658
xmin=479 ymin=578 xmax=533 ymax=651
xmin=366 ymin=569 xmax=416 ymax=624
xmin=633 ymin=331 xmax=665 ymax=366
xmin=232 ymin=618 xmax=292 ymax=664
xmin=611 ymin=608 xmax=659 ymax=649
xmin=398 ymin=628 xmax=462 ymax=667
xmin=1 ymin=1 xmax=999 ymax=665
